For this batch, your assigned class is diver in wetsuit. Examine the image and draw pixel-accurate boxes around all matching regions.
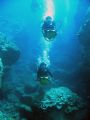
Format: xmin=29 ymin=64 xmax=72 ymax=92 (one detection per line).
xmin=42 ymin=16 xmax=57 ymax=41
xmin=37 ymin=62 xmax=53 ymax=85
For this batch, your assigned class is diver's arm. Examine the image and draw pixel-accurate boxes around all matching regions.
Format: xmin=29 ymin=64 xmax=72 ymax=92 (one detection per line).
xmin=42 ymin=22 xmax=46 ymax=31
xmin=47 ymin=69 xmax=53 ymax=78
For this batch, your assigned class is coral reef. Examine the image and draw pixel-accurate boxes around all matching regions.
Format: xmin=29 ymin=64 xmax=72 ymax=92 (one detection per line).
xmin=39 ymin=87 xmax=85 ymax=113
xmin=0 ymin=32 xmax=20 ymax=66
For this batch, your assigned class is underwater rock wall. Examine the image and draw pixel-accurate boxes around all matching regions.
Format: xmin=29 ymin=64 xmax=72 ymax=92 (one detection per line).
xmin=0 ymin=32 xmax=21 ymax=119
xmin=0 ymin=32 xmax=20 ymax=89
xmin=78 ymin=6 xmax=90 ymax=117
xmin=78 ymin=6 xmax=90 ymax=72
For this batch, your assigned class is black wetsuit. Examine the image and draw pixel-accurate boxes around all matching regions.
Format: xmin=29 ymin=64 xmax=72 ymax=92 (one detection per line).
xmin=42 ymin=20 xmax=57 ymax=40
xmin=42 ymin=21 xmax=55 ymax=31
xmin=37 ymin=67 xmax=52 ymax=80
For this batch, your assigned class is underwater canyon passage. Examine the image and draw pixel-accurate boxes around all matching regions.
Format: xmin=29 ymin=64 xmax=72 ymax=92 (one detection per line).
xmin=0 ymin=0 xmax=90 ymax=120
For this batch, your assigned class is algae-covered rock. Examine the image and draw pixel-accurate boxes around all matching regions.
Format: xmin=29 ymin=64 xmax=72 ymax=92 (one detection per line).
xmin=40 ymin=87 xmax=85 ymax=113
xmin=0 ymin=111 xmax=14 ymax=120
xmin=0 ymin=32 xmax=20 ymax=66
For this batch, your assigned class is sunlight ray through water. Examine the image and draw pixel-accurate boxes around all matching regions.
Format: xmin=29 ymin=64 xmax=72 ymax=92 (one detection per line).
xmin=38 ymin=0 xmax=55 ymax=66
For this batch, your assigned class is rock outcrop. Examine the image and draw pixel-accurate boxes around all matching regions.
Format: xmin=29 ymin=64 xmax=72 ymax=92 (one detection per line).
xmin=0 ymin=32 xmax=20 ymax=66
xmin=0 ymin=32 xmax=20 ymax=90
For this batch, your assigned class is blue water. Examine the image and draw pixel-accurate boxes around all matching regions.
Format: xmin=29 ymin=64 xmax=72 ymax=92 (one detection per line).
xmin=0 ymin=0 xmax=89 ymax=89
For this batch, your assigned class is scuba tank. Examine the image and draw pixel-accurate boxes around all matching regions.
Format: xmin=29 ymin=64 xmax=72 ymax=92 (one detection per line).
xmin=39 ymin=76 xmax=49 ymax=85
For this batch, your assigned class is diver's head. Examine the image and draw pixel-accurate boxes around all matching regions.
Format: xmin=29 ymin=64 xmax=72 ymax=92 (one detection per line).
xmin=45 ymin=16 xmax=52 ymax=22
xmin=40 ymin=62 xmax=47 ymax=69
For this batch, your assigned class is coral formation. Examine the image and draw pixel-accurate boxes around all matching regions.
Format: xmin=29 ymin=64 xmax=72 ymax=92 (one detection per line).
xmin=40 ymin=87 xmax=85 ymax=113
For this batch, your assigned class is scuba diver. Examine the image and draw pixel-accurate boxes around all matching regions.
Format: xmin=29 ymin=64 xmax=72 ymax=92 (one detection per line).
xmin=42 ymin=16 xmax=57 ymax=41
xmin=37 ymin=62 xmax=53 ymax=85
